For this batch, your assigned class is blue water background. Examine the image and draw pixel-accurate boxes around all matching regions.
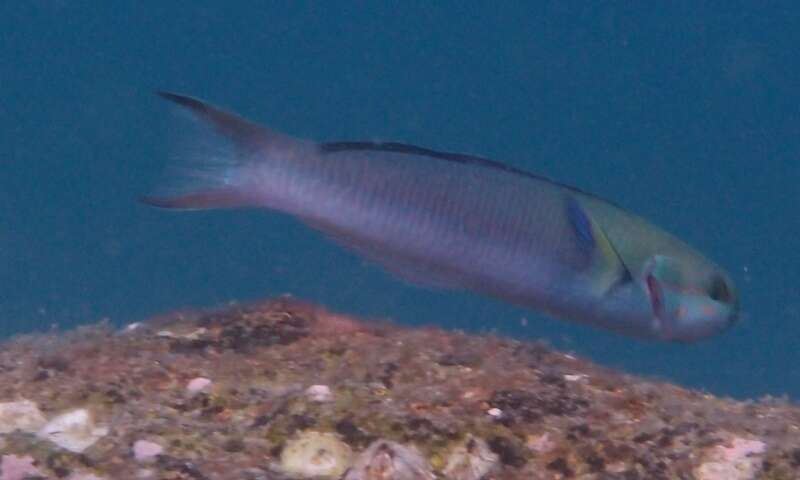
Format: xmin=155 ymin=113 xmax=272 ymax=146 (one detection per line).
xmin=1 ymin=2 xmax=798 ymax=400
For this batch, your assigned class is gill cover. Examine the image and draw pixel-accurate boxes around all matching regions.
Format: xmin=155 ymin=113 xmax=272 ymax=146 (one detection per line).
xmin=566 ymin=198 xmax=630 ymax=297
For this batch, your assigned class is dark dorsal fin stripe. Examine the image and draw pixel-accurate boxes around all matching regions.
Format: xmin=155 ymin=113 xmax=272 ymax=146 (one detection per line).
xmin=319 ymin=141 xmax=596 ymax=199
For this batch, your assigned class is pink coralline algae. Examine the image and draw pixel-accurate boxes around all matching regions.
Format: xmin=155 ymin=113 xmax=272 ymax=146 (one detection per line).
xmin=0 ymin=297 xmax=797 ymax=479
xmin=0 ymin=454 xmax=42 ymax=480
xmin=132 ymin=439 xmax=164 ymax=463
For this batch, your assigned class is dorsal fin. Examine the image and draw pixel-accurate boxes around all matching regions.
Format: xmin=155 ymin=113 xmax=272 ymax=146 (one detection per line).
xmin=320 ymin=141 xmax=598 ymax=200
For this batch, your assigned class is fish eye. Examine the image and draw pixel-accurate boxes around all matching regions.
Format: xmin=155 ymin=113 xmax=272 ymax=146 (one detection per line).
xmin=708 ymin=275 xmax=733 ymax=304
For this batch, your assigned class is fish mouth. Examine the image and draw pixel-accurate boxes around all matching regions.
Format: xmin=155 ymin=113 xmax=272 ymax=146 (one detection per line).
xmin=645 ymin=274 xmax=673 ymax=339
xmin=645 ymin=274 xmax=663 ymax=318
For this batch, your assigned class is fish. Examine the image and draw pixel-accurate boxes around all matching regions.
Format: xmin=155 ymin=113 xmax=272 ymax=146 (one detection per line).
xmin=144 ymin=92 xmax=739 ymax=342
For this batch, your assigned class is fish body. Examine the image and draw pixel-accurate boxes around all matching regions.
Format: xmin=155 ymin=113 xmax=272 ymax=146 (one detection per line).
xmin=146 ymin=92 xmax=739 ymax=342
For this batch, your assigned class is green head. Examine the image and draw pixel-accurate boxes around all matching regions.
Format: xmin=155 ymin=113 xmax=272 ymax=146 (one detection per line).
xmin=642 ymin=255 xmax=739 ymax=341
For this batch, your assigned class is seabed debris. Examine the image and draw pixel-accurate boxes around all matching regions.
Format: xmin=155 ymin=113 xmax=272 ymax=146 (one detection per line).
xmin=0 ymin=297 xmax=798 ymax=479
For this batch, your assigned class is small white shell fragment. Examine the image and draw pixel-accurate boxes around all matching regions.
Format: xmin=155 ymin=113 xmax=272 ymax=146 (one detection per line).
xmin=124 ymin=322 xmax=142 ymax=332
xmin=133 ymin=439 xmax=164 ymax=462
xmin=37 ymin=408 xmax=109 ymax=453
xmin=186 ymin=377 xmax=212 ymax=394
xmin=344 ymin=440 xmax=434 ymax=480
xmin=279 ymin=431 xmax=353 ymax=479
xmin=305 ymin=384 xmax=333 ymax=402
xmin=443 ymin=436 xmax=499 ymax=480
xmin=564 ymin=374 xmax=587 ymax=382
xmin=0 ymin=399 xmax=47 ymax=434
xmin=487 ymin=407 xmax=503 ymax=418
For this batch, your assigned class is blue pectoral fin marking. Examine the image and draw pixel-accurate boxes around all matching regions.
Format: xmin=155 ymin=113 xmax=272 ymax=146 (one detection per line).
xmin=566 ymin=197 xmax=631 ymax=297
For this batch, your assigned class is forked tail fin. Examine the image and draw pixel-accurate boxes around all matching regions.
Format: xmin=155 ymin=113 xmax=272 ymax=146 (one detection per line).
xmin=142 ymin=92 xmax=295 ymax=210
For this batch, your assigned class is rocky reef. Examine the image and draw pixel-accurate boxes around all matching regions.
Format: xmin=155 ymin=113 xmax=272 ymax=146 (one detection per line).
xmin=0 ymin=297 xmax=798 ymax=479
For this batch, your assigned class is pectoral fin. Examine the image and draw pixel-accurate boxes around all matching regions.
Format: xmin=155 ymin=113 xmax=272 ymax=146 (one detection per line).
xmin=566 ymin=197 xmax=631 ymax=297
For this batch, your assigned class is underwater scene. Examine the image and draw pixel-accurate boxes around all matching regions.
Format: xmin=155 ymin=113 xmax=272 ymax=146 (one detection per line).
xmin=1 ymin=2 xmax=799 ymax=478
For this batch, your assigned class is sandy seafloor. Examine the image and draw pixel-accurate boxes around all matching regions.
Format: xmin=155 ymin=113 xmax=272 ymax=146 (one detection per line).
xmin=0 ymin=297 xmax=798 ymax=480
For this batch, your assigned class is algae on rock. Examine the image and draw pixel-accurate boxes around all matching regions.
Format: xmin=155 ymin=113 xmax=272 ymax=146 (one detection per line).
xmin=0 ymin=297 xmax=797 ymax=479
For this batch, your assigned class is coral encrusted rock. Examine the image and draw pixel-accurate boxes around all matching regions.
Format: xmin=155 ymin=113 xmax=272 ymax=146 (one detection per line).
xmin=0 ymin=297 xmax=798 ymax=479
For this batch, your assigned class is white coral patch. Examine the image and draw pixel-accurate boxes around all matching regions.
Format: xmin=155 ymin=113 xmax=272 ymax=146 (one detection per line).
xmin=344 ymin=440 xmax=434 ymax=480
xmin=443 ymin=436 xmax=498 ymax=480
xmin=694 ymin=436 xmax=766 ymax=480
xmin=37 ymin=408 xmax=109 ymax=453
xmin=279 ymin=431 xmax=353 ymax=479
xmin=0 ymin=400 xmax=46 ymax=434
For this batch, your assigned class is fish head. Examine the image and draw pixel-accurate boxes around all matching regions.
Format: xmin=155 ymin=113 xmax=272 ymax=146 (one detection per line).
xmin=641 ymin=254 xmax=738 ymax=341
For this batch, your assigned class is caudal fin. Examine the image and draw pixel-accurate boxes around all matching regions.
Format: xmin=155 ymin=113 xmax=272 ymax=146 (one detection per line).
xmin=140 ymin=190 xmax=251 ymax=210
xmin=143 ymin=92 xmax=294 ymax=210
